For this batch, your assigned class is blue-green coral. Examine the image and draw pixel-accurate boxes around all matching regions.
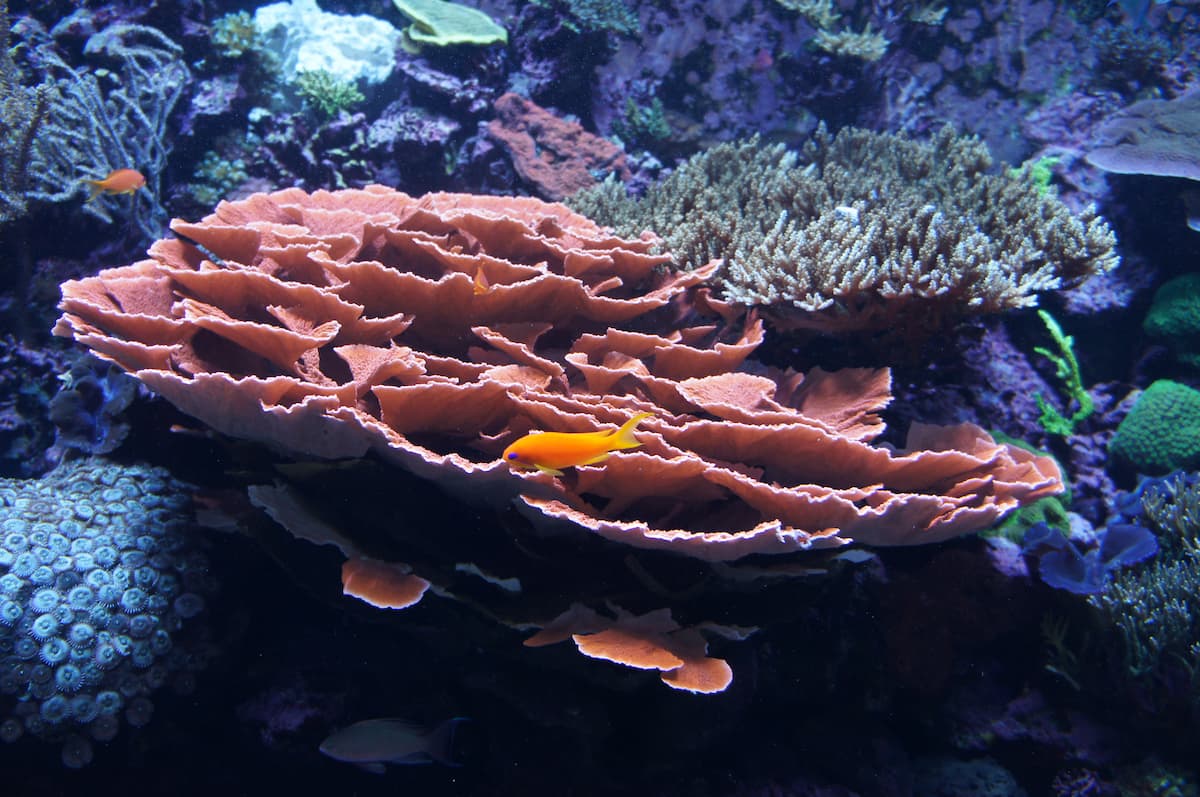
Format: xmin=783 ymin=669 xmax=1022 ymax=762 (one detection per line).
xmin=612 ymin=97 xmax=671 ymax=148
xmin=210 ymin=11 xmax=260 ymax=59
xmin=294 ymin=69 xmax=365 ymax=118
xmin=1089 ymin=473 xmax=1199 ymax=695
xmin=0 ymin=459 xmax=213 ymax=767
xmin=532 ymin=0 xmax=638 ymax=35
xmin=189 ymin=150 xmax=249 ymax=208
xmin=1009 ymin=155 xmax=1062 ymax=196
xmin=1143 ymin=273 xmax=1200 ymax=369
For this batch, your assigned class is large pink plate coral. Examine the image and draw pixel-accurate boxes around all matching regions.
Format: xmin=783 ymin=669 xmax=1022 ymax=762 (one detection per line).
xmin=55 ymin=186 xmax=1062 ymax=562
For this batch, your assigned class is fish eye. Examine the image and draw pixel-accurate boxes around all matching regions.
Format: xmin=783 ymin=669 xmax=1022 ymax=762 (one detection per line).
xmin=506 ymin=452 xmax=519 ymax=460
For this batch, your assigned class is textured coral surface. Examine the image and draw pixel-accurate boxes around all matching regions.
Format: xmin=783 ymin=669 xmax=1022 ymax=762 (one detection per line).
xmin=55 ymin=186 xmax=1062 ymax=564
xmin=0 ymin=458 xmax=211 ymax=766
xmin=487 ymin=93 xmax=632 ymax=200
xmin=575 ymin=128 xmax=1118 ymax=336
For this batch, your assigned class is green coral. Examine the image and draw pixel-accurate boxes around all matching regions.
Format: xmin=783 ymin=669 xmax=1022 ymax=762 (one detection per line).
xmin=1089 ymin=473 xmax=1200 ymax=698
xmin=775 ymin=0 xmax=840 ymax=29
xmin=1040 ymin=612 xmax=1087 ymax=691
xmin=209 ymin=10 xmax=281 ymax=84
xmin=1110 ymin=380 xmax=1200 ymax=475
xmin=210 ymin=11 xmax=259 ymax=59
xmin=294 ymin=70 xmax=364 ymax=118
xmin=987 ymin=432 xmax=1070 ymax=539
xmin=907 ymin=1 xmax=948 ymax=25
xmin=992 ymin=494 xmax=1072 ymax=541
xmin=392 ymin=0 xmax=507 ymax=50
xmin=1144 ymin=273 xmax=1200 ymax=369
xmin=775 ymin=0 xmax=889 ymax=62
xmin=1141 ymin=473 xmax=1200 ymax=557
xmin=532 ymin=0 xmax=637 ymax=35
xmin=812 ymin=26 xmax=889 ymax=61
xmin=1009 ymin=155 xmax=1061 ymax=196
xmin=612 ymin=96 xmax=670 ymax=148
xmin=1033 ymin=310 xmax=1094 ymax=437
xmin=188 ymin=150 xmax=248 ymax=207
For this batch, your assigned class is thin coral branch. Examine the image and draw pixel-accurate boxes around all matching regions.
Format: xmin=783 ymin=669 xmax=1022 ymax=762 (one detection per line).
xmin=24 ymin=23 xmax=189 ymax=242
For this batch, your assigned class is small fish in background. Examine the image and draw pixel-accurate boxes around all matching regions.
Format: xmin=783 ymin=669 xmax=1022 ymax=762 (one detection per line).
xmin=319 ymin=717 xmax=468 ymax=773
xmin=503 ymin=411 xmax=653 ymax=476
xmin=83 ymin=168 xmax=145 ymax=201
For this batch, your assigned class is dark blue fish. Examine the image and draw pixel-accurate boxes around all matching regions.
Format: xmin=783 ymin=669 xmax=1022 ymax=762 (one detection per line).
xmin=319 ymin=717 xmax=468 ymax=773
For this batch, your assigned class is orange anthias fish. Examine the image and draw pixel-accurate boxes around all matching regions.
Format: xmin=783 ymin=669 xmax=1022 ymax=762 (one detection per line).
xmin=83 ymin=168 xmax=145 ymax=201
xmin=503 ymin=412 xmax=653 ymax=476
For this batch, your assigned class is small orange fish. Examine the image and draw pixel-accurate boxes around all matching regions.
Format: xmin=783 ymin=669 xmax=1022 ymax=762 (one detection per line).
xmin=503 ymin=412 xmax=653 ymax=475
xmin=83 ymin=168 xmax=145 ymax=201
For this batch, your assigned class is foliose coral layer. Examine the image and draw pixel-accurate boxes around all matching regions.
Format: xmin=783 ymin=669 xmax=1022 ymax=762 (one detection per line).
xmin=52 ymin=187 xmax=1061 ymax=691
xmin=53 ymin=186 xmax=1061 ymax=561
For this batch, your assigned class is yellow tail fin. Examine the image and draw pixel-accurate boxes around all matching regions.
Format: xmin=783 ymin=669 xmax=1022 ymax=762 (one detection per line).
xmin=610 ymin=412 xmax=653 ymax=450
xmin=473 ymin=267 xmax=490 ymax=295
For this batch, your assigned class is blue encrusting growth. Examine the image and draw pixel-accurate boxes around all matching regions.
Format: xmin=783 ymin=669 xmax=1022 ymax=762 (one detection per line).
xmin=0 ymin=458 xmax=213 ymax=768
xmin=1022 ymin=520 xmax=1158 ymax=594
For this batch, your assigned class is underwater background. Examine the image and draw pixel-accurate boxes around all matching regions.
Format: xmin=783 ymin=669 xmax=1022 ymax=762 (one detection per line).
xmin=2 ymin=0 xmax=1200 ymax=793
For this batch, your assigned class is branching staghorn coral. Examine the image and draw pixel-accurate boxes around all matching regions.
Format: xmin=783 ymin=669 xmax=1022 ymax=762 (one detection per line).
xmin=906 ymin=1 xmax=948 ymax=26
xmin=573 ymin=127 xmax=1119 ymax=336
xmin=774 ymin=0 xmax=890 ymax=61
xmin=775 ymin=0 xmax=840 ymax=31
xmin=811 ymin=26 xmax=889 ymax=62
xmin=1089 ymin=474 xmax=1200 ymax=693
xmin=24 ymin=23 xmax=189 ymax=242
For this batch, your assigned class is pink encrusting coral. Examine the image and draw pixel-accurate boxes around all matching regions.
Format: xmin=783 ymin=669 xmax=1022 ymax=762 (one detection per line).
xmin=55 ymin=185 xmax=1062 ymax=567
xmin=487 ymin=93 xmax=632 ymax=200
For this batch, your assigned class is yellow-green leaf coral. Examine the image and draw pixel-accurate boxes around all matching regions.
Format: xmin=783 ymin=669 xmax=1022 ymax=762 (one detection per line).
xmin=392 ymin=0 xmax=506 ymax=51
